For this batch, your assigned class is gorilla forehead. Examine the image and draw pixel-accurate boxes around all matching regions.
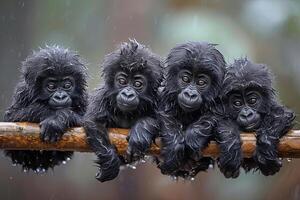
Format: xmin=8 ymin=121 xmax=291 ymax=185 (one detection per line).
xmin=22 ymin=45 xmax=87 ymax=85
xmin=102 ymin=39 xmax=162 ymax=85
xmin=223 ymin=58 xmax=274 ymax=96
xmin=165 ymin=42 xmax=225 ymax=81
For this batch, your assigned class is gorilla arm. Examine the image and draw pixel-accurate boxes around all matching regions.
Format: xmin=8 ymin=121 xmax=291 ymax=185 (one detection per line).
xmin=254 ymin=105 xmax=295 ymax=176
xmin=84 ymin=90 xmax=121 ymax=182
xmin=40 ymin=109 xmax=83 ymax=143
xmin=215 ymin=119 xmax=242 ymax=178
xmin=185 ymin=114 xmax=217 ymax=159
xmin=158 ymin=112 xmax=186 ymax=175
xmin=126 ymin=117 xmax=159 ymax=161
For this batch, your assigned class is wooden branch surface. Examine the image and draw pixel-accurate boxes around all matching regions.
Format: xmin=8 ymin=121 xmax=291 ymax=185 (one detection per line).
xmin=0 ymin=122 xmax=300 ymax=158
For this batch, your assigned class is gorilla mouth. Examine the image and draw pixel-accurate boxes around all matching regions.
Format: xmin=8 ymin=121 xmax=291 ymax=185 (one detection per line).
xmin=49 ymin=99 xmax=72 ymax=110
xmin=242 ymin=122 xmax=260 ymax=132
xmin=178 ymin=100 xmax=201 ymax=112
xmin=117 ymin=101 xmax=138 ymax=111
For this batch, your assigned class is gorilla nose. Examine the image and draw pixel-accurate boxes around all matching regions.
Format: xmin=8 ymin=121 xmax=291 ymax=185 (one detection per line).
xmin=183 ymin=90 xmax=198 ymax=101
xmin=53 ymin=92 xmax=68 ymax=102
xmin=121 ymin=88 xmax=136 ymax=101
xmin=240 ymin=109 xmax=254 ymax=121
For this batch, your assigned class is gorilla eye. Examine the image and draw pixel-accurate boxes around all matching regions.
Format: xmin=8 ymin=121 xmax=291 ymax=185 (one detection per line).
xmin=197 ymin=79 xmax=207 ymax=87
xmin=182 ymin=75 xmax=191 ymax=83
xmin=118 ymin=77 xmax=127 ymax=85
xmin=133 ymin=80 xmax=143 ymax=88
xmin=233 ymin=100 xmax=243 ymax=107
xmin=63 ymin=81 xmax=73 ymax=90
xmin=248 ymin=97 xmax=257 ymax=105
xmin=47 ymin=82 xmax=56 ymax=91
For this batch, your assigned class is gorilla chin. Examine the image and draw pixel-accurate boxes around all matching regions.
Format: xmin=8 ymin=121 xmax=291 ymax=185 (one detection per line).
xmin=239 ymin=121 xmax=261 ymax=132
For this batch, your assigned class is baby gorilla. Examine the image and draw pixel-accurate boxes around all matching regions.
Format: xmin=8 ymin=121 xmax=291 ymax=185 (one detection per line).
xmin=4 ymin=45 xmax=88 ymax=172
xmin=218 ymin=58 xmax=295 ymax=177
xmin=84 ymin=40 xmax=162 ymax=182
xmin=158 ymin=42 xmax=226 ymax=178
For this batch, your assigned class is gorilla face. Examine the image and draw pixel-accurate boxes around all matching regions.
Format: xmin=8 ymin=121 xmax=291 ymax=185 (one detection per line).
xmin=42 ymin=76 xmax=75 ymax=109
xmin=177 ymin=69 xmax=211 ymax=112
xmin=115 ymin=71 xmax=147 ymax=112
xmin=228 ymin=89 xmax=263 ymax=131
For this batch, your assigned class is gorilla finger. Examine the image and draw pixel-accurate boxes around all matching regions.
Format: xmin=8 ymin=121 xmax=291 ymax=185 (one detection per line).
xmin=232 ymin=169 xmax=240 ymax=178
xmin=95 ymin=167 xmax=119 ymax=182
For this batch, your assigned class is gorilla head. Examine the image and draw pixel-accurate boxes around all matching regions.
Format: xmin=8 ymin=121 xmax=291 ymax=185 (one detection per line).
xmin=222 ymin=58 xmax=274 ymax=131
xmin=163 ymin=42 xmax=225 ymax=113
xmin=101 ymin=39 xmax=162 ymax=113
xmin=21 ymin=45 xmax=87 ymax=112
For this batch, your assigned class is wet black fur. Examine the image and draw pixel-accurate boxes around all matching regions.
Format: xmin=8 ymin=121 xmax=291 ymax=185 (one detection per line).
xmin=158 ymin=42 xmax=226 ymax=178
xmin=84 ymin=40 xmax=162 ymax=182
xmin=218 ymin=58 xmax=295 ymax=177
xmin=4 ymin=45 xmax=88 ymax=172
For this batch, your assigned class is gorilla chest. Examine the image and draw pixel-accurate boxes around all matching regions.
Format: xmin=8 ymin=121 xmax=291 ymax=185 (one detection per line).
xmin=112 ymin=116 xmax=137 ymax=128
xmin=178 ymin=112 xmax=202 ymax=129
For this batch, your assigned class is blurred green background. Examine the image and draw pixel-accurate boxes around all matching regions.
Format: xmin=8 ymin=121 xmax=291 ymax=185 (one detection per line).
xmin=0 ymin=0 xmax=299 ymax=200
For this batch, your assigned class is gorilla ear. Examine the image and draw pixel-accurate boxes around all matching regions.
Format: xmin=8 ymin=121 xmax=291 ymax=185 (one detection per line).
xmin=23 ymin=70 xmax=35 ymax=86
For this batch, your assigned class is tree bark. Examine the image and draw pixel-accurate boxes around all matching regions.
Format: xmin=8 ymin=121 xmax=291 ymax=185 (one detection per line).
xmin=0 ymin=122 xmax=299 ymax=158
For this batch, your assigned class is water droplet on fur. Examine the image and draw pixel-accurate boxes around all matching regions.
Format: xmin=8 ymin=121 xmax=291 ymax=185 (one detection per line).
xmin=12 ymin=163 xmax=17 ymax=167
xmin=35 ymin=168 xmax=41 ymax=173
xmin=42 ymin=168 xmax=46 ymax=173
xmin=279 ymin=157 xmax=283 ymax=161
xmin=66 ymin=157 xmax=71 ymax=161
xmin=170 ymin=176 xmax=178 ymax=181
xmin=126 ymin=164 xmax=137 ymax=170
xmin=190 ymin=177 xmax=195 ymax=181
xmin=23 ymin=169 xmax=27 ymax=173
xmin=144 ymin=155 xmax=151 ymax=160
xmin=209 ymin=164 xmax=214 ymax=169
xmin=287 ymin=158 xmax=292 ymax=162
xmin=62 ymin=161 xmax=67 ymax=165
xmin=140 ymin=159 xmax=146 ymax=163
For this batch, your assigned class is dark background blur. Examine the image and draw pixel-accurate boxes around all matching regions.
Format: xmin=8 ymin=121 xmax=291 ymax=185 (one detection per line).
xmin=0 ymin=0 xmax=300 ymax=200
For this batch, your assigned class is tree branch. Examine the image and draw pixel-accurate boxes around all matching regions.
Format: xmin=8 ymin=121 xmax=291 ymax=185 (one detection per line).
xmin=0 ymin=122 xmax=299 ymax=158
